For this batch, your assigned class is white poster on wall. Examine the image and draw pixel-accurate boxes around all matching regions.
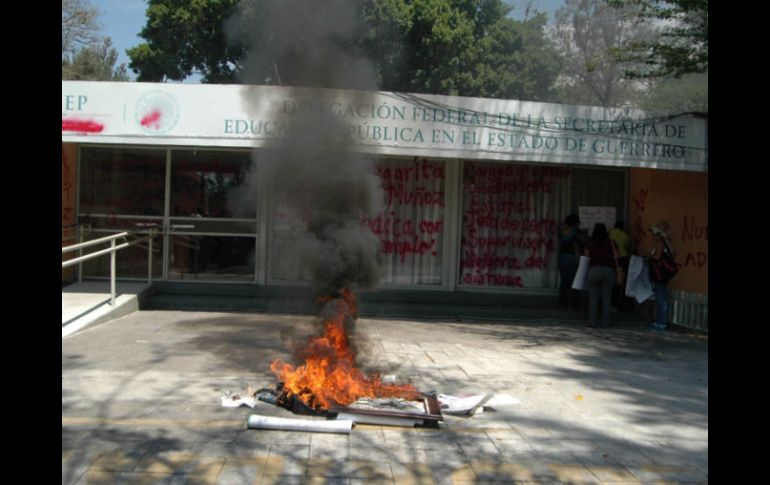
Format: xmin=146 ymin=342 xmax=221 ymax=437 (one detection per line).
xmin=579 ymin=206 xmax=616 ymax=234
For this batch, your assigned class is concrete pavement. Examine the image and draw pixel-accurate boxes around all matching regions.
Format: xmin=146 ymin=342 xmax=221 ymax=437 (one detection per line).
xmin=62 ymin=309 xmax=708 ymax=484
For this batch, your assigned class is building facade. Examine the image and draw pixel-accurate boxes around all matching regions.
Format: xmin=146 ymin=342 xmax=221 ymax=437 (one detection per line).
xmin=62 ymin=81 xmax=707 ymax=312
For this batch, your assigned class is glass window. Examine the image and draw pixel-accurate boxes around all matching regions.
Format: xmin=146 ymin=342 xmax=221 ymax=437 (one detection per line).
xmin=365 ymin=157 xmax=446 ymax=285
xmin=170 ymin=150 xmax=256 ymax=219
xmin=79 ymin=147 xmax=166 ymax=216
xmin=570 ymin=167 xmax=627 ymax=229
xmin=168 ymin=235 xmax=256 ymax=282
xmin=459 ymin=162 xmax=570 ymax=289
xmin=80 ymin=229 xmax=164 ymax=280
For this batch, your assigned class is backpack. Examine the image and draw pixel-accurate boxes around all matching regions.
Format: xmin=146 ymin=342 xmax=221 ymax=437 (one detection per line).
xmin=649 ymin=240 xmax=678 ymax=283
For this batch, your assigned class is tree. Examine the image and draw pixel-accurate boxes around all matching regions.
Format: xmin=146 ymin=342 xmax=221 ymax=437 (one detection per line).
xmin=551 ymin=0 xmax=653 ymax=107
xmin=62 ymin=0 xmax=129 ymax=81
xmin=640 ymin=72 xmax=707 ymax=113
xmin=128 ymin=0 xmax=562 ymax=101
xmin=63 ymin=37 xmax=130 ymax=81
xmin=62 ymin=0 xmax=101 ymax=58
xmin=607 ymin=0 xmax=708 ymax=79
xmin=361 ymin=1 xmax=561 ymax=100
xmin=127 ymin=0 xmax=244 ymax=83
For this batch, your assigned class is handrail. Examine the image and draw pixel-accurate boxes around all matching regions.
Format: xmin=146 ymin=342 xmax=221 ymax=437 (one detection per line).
xmin=62 ymin=232 xmax=130 ymax=254
xmin=62 ymin=227 xmax=159 ymax=306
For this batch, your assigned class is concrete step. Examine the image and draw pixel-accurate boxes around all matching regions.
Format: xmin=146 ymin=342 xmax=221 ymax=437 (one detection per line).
xmin=62 ymin=281 xmax=153 ymax=338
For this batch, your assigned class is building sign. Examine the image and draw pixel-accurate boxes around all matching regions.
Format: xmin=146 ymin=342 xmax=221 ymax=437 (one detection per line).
xmin=62 ymin=81 xmax=707 ymax=172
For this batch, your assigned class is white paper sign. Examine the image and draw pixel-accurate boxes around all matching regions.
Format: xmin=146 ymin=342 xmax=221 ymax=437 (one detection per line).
xmin=572 ymin=255 xmax=590 ymax=289
xmin=579 ymin=206 xmax=616 ymax=234
xmin=625 ymin=255 xmax=654 ymax=303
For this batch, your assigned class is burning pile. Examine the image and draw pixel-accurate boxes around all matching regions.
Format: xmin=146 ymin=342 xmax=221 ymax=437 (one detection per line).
xmin=270 ymin=288 xmax=420 ymax=413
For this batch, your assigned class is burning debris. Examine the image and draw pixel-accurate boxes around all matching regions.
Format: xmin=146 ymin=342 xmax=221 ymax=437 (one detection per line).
xmin=216 ymin=288 xmax=445 ymax=428
xmin=269 ymin=289 xmax=420 ymax=412
xmin=251 ymin=288 xmax=442 ymax=427
xmin=221 ymin=290 xmax=522 ymax=430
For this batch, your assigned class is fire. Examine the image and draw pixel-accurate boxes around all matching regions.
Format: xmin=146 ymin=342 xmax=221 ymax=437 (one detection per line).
xmin=270 ymin=288 xmax=420 ymax=410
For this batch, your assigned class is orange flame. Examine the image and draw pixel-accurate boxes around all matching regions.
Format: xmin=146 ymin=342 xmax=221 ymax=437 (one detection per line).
xmin=271 ymin=289 xmax=419 ymax=410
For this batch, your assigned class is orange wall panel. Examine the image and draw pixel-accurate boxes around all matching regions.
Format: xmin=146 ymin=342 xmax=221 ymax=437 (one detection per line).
xmin=62 ymin=143 xmax=78 ymax=283
xmin=629 ymin=168 xmax=708 ymax=295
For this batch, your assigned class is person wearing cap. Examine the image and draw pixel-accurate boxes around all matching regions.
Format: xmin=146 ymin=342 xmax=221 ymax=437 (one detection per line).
xmin=648 ymin=222 xmax=674 ymax=332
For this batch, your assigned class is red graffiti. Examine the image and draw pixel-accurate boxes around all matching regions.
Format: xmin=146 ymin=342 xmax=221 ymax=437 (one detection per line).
xmin=62 ymin=118 xmax=104 ymax=133
xmin=462 ymin=272 xmax=524 ymax=287
xmin=683 ymin=252 xmax=708 ymax=268
xmin=376 ymin=158 xmax=445 ymax=183
xmin=62 ymin=149 xmax=73 ymax=199
xmin=682 ymin=215 xmax=708 ymax=242
xmin=140 ymin=110 xmax=162 ymax=128
xmin=632 ymin=188 xmax=649 ymax=213
xmin=381 ymin=237 xmax=437 ymax=263
xmin=463 ymin=251 xmax=521 ymax=271
xmin=383 ymin=184 xmax=444 ymax=207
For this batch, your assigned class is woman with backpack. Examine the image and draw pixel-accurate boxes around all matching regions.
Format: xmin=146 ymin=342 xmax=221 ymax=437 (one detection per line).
xmin=647 ymin=222 xmax=678 ymax=332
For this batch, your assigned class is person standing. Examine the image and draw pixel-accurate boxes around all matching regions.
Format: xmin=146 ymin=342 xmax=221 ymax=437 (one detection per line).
xmin=557 ymin=214 xmax=581 ymax=311
xmin=609 ymin=219 xmax=631 ymax=310
xmin=647 ymin=222 xmax=677 ymax=332
xmin=583 ymin=223 xmax=616 ymax=328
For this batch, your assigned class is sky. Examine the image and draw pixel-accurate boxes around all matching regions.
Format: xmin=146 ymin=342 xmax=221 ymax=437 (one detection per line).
xmin=92 ymin=0 xmax=566 ymax=82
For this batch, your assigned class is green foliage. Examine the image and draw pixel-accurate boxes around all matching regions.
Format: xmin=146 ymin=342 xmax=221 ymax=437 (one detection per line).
xmin=641 ymin=72 xmax=707 ymax=113
xmin=62 ymin=0 xmax=101 ymax=57
xmin=552 ymin=0 xmax=653 ymax=107
xmin=127 ymin=0 xmax=244 ymax=82
xmin=62 ymin=37 xmax=129 ymax=81
xmin=61 ymin=0 xmax=128 ymax=81
xmin=606 ymin=0 xmax=708 ymax=79
xmin=361 ymin=1 xmax=561 ymax=100
xmin=127 ymin=0 xmax=561 ymax=100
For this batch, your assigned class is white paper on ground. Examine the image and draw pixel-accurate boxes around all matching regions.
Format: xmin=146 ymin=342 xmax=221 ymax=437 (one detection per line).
xmin=438 ymin=393 xmax=521 ymax=416
xmin=247 ymin=414 xmax=353 ymax=434
xmin=221 ymin=390 xmax=257 ymax=408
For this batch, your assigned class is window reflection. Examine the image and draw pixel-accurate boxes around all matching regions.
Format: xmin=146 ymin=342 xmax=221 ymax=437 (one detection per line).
xmin=79 ymin=147 xmax=166 ymax=216
xmin=169 ymin=235 xmax=255 ymax=281
xmin=171 ymin=150 xmax=255 ymax=219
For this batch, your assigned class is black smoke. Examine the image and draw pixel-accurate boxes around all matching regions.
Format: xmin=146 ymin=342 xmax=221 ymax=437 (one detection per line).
xmin=225 ymin=0 xmax=385 ymax=293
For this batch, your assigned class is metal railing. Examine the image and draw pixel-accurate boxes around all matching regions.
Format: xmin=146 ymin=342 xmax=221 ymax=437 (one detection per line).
xmin=62 ymin=226 xmax=158 ymax=306
xmin=670 ymin=290 xmax=708 ymax=333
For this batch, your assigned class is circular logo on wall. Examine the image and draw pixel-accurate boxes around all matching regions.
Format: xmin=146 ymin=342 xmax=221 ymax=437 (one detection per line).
xmin=134 ymin=91 xmax=180 ymax=134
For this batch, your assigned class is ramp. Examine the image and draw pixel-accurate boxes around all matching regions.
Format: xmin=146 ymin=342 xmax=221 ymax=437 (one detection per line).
xmin=62 ymin=281 xmax=153 ymax=338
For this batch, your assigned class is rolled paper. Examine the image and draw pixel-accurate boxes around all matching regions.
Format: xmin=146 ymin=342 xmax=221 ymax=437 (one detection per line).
xmin=246 ymin=414 xmax=353 ymax=434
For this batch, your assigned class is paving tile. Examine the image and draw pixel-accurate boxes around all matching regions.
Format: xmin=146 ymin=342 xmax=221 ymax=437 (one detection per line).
xmin=625 ymin=464 xmax=708 ymax=482
xmin=389 ymin=462 xmax=435 ymax=485
xmin=583 ymin=464 xmax=641 ymax=483
xmin=263 ymin=444 xmax=310 ymax=476
xmin=547 ymin=463 xmax=601 ymax=483
xmin=306 ymin=458 xmax=392 ymax=480
xmin=76 ymin=471 xmax=172 ymax=484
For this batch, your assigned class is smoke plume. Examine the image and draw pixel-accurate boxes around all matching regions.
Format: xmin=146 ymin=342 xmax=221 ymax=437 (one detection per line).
xmin=225 ymin=0 xmax=385 ymax=293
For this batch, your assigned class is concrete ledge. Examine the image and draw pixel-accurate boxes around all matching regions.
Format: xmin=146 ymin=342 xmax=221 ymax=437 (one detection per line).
xmin=62 ymin=281 xmax=153 ymax=338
